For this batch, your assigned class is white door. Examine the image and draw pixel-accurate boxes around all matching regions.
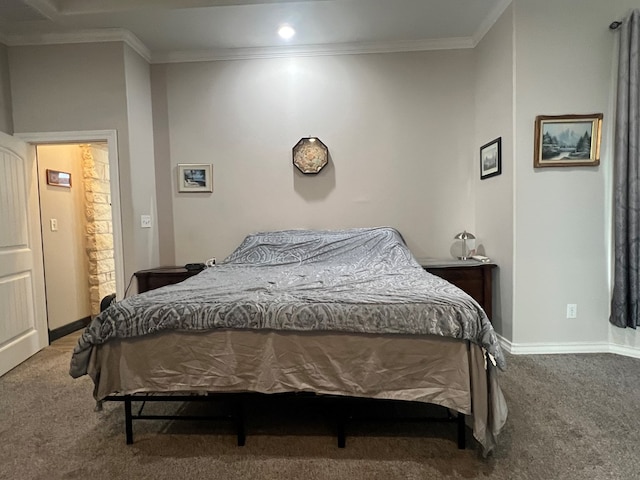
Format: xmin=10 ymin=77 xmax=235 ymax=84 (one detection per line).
xmin=0 ymin=131 xmax=48 ymax=377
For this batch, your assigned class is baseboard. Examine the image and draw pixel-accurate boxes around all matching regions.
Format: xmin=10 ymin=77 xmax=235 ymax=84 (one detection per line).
xmin=508 ymin=341 xmax=610 ymax=355
xmin=495 ymin=334 xmax=640 ymax=358
xmin=48 ymin=316 xmax=91 ymax=343
xmin=609 ymin=343 xmax=640 ymax=359
xmin=496 ymin=334 xmax=512 ymax=353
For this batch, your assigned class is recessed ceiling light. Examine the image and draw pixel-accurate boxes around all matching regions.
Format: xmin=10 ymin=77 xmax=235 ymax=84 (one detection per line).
xmin=278 ymin=25 xmax=295 ymax=40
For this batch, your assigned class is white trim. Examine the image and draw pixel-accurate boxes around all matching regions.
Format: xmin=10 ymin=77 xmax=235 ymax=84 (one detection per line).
xmin=508 ymin=341 xmax=610 ymax=355
xmin=471 ymin=0 xmax=513 ymax=46
xmin=3 ymin=27 xmax=473 ymax=64
xmin=153 ymin=37 xmax=474 ymax=63
xmin=4 ymin=28 xmax=151 ymax=63
xmin=610 ymin=344 xmax=640 ymax=359
xmin=510 ymin=2 xmax=518 ymax=349
xmin=497 ymin=333 xmax=640 ymax=359
xmin=22 ymin=0 xmax=61 ymax=21
xmin=15 ymin=130 xmax=126 ymax=301
xmin=496 ymin=333 xmax=512 ymax=353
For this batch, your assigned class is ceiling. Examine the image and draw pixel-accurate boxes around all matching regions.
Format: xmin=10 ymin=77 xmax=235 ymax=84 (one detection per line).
xmin=0 ymin=0 xmax=511 ymax=63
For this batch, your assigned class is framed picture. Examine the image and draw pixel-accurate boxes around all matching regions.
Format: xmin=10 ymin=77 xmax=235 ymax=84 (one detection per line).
xmin=46 ymin=169 xmax=72 ymax=187
xmin=177 ymin=164 xmax=213 ymax=193
xmin=534 ymin=114 xmax=603 ymax=167
xmin=480 ymin=137 xmax=502 ymax=180
xmin=292 ymin=137 xmax=329 ymax=174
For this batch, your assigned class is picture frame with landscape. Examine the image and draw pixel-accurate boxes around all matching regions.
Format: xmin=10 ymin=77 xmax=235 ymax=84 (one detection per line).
xmin=177 ymin=164 xmax=213 ymax=193
xmin=534 ymin=114 xmax=602 ymax=168
xmin=480 ymin=137 xmax=501 ymax=180
xmin=46 ymin=169 xmax=72 ymax=187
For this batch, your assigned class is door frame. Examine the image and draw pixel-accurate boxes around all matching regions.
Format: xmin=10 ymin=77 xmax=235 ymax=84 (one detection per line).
xmin=15 ymin=130 xmax=125 ymax=299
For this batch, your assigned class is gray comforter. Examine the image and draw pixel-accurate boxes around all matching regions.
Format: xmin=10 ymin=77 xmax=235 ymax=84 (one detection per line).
xmin=70 ymin=227 xmax=505 ymax=378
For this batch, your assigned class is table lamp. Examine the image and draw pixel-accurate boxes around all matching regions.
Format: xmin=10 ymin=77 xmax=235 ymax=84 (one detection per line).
xmin=454 ymin=230 xmax=475 ymax=260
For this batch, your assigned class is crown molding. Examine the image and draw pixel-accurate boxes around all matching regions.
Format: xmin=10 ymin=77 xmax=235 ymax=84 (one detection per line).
xmin=4 ymin=28 xmax=151 ymax=62
xmin=2 ymin=28 xmax=476 ymax=65
xmin=23 ymin=0 xmax=61 ymax=21
xmin=153 ymin=36 xmax=474 ymax=64
xmin=471 ymin=0 xmax=512 ymax=46
xmin=58 ymin=0 xmax=314 ymax=15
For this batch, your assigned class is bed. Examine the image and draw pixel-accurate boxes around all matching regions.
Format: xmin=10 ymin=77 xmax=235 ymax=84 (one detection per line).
xmin=70 ymin=227 xmax=507 ymax=454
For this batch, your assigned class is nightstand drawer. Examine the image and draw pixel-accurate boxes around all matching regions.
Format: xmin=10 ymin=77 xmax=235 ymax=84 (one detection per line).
xmin=420 ymin=259 xmax=496 ymax=319
xmin=425 ymin=267 xmax=484 ymax=305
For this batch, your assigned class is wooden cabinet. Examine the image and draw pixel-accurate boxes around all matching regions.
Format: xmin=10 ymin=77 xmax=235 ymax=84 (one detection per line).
xmin=134 ymin=266 xmax=201 ymax=293
xmin=419 ymin=259 xmax=496 ymax=320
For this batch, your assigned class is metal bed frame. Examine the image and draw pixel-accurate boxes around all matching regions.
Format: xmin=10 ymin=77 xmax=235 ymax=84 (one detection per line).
xmin=103 ymin=392 xmax=467 ymax=449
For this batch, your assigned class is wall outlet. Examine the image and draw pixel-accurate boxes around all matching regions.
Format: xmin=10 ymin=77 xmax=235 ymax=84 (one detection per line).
xmin=50 ymin=218 xmax=58 ymax=232
xmin=566 ymin=304 xmax=577 ymax=319
xmin=140 ymin=215 xmax=152 ymax=228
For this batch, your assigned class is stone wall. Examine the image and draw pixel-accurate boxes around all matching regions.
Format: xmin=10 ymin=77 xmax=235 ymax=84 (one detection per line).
xmin=81 ymin=144 xmax=116 ymax=315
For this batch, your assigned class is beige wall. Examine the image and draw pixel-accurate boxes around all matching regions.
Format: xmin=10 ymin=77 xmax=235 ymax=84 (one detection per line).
xmin=124 ymin=44 xmax=160 ymax=269
xmin=151 ymin=64 xmax=176 ymax=265
xmin=8 ymin=42 xmax=159 ymax=281
xmin=473 ymin=4 xmax=514 ymax=339
xmin=512 ymin=0 xmax=636 ymax=350
xmin=0 ymin=42 xmax=12 ymax=134
xmin=153 ymin=51 xmax=477 ymax=264
xmin=37 ymin=145 xmax=91 ymax=330
xmin=9 ymin=43 xmax=127 ymax=134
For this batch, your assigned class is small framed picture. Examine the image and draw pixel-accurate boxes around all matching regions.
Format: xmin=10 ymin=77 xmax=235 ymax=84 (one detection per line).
xmin=177 ymin=164 xmax=213 ymax=193
xmin=534 ymin=114 xmax=603 ymax=167
xmin=480 ymin=137 xmax=502 ymax=180
xmin=46 ymin=169 xmax=72 ymax=187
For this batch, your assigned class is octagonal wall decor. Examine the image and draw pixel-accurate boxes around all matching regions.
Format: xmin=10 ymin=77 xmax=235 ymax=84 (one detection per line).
xmin=292 ymin=137 xmax=329 ymax=174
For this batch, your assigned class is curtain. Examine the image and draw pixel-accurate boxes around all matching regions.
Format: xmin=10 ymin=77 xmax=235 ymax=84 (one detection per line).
xmin=611 ymin=9 xmax=640 ymax=329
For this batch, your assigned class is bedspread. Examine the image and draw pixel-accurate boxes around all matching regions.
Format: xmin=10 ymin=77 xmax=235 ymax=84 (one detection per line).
xmin=70 ymin=227 xmax=505 ymax=378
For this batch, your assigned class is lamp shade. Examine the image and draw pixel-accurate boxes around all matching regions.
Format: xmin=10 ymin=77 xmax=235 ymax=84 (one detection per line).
xmin=454 ymin=230 xmax=476 ymax=241
xmin=454 ymin=230 xmax=475 ymax=260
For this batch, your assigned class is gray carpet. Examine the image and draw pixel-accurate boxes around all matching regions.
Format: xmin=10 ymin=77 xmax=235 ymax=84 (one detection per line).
xmin=1 ymin=337 xmax=639 ymax=480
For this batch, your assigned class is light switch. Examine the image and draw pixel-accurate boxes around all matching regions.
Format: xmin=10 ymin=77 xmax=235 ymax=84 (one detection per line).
xmin=50 ymin=219 xmax=58 ymax=232
xmin=140 ymin=215 xmax=152 ymax=228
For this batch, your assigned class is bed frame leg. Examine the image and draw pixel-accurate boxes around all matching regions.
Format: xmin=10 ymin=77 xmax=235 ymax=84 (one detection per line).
xmin=337 ymin=413 xmax=346 ymax=448
xmin=457 ymin=413 xmax=466 ymax=449
xmin=124 ymin=395 xmax=133 ymax=445
xmin=235 ymin=399 xmax=246 ymax=447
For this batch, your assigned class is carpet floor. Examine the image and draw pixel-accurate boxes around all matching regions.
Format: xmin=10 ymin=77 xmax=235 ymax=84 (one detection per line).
xmin=1 ymin=334 xmax=639 ymax=480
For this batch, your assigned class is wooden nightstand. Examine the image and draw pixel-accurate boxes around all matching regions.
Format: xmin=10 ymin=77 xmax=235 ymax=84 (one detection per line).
xmin=134 ymin=266 xmax=202 ymax=293
xmin=419 ymin=259 xmax=497 ymax=320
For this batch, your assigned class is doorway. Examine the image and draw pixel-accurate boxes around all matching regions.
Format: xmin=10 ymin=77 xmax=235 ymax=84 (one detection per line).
xmin=17 ymin=130 xmax=125 ymax=341
xmin=37 ymin=143 xmax=117 ymax=341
